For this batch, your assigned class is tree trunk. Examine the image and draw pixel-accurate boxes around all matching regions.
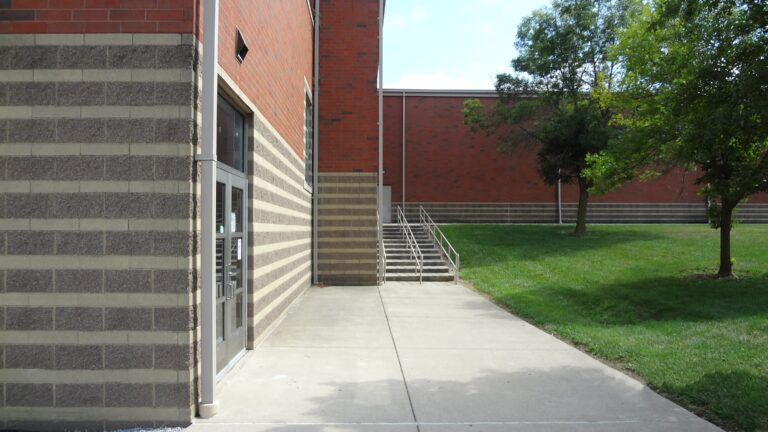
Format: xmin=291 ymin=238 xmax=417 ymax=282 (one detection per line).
xmin=574 ymin=177 xmax=590 ymax=235
xmin=718 ymin=202 xmax=736 ymax=278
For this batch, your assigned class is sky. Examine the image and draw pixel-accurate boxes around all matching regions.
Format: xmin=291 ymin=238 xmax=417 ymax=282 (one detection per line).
xmin=383 ymin=0 xmax=551 ymax=90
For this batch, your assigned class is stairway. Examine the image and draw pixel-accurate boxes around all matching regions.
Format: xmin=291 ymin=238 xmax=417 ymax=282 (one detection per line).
xmin=382 ymin=223 xmax=455 ymax=282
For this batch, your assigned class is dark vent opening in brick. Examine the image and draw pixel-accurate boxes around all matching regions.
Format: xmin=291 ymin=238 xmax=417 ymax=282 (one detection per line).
xmin=236 ymin=28 xmax=249 ymax=63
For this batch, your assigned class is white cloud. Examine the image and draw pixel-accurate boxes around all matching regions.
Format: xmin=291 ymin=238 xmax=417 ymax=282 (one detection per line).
xmin=387 ymin=70 xmax=495 ymax=90
xmin=386 ymin=5 xmax=428 ymax=30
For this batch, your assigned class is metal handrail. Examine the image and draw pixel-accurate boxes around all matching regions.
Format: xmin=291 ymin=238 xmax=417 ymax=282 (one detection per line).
xmin=397 ymin=205 xmax=423 ymax=283
xmin=377 ymin=210 xmax=386 ymax=285
xmin=419 ymin=205 xmax=461 ymax=284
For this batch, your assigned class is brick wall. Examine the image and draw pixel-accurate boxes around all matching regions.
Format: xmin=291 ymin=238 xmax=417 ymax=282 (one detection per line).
xmin=0 ymin=33 xmax=198 ymax=430
xmin=383 ymin=93 xmax=768 ymax=223
xmin=0 ymin=0 xmax=195 ymax=34
xmin=317 ymin=0 xmax=379 ymax=173
xmin=218 ymin=0 xmax=313 ymax=160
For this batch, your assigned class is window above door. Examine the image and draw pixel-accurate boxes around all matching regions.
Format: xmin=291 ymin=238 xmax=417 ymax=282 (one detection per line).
xmin=217 ymin=95 xmax=246 ymax=173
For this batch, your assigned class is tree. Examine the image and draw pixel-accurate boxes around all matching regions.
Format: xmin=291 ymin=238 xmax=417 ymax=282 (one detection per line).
xmin=464 ymin=0 xmax=632 ymax=234
xmin=587 ymin=0 xmax=768 ymax=277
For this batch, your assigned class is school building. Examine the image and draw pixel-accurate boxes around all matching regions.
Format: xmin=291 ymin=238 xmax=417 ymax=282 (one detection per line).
xmin=0 ymin=0 xmax=766 ymax=429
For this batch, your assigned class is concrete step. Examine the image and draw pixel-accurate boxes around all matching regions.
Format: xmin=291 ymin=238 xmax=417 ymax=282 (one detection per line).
xmin=385 ymin=250 xmax=440 ymax=256
xmin=383 ymin=236 xmax=430 ymax=240
xmin=383 ymin=250 xmax=440 ymax=257
xmin=386 ymin=259 xmax=445 ymax=267
xmin=385 ymin=256 xmax=441 ymax=262
xmin=386 ymin=273 xmax=456 ymax=282
xmin=384 ymin=241 xmax=434 ymax=247
xmin=384 ymin=246 xmax=439 ymax=251
xmin=383 ymin=228 xmax=426 ymax=234
xmin=386 ymin=265 xmax=450 ymax=274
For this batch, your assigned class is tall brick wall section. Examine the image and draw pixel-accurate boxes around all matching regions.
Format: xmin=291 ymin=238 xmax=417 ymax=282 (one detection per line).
xmin=318 ymin=0 xmax=379 ymax=173
xmin=383 ymin=93 xmax=768 ymax=223
xmin=0 ymin=34 xmax=199 ymax=429
xmin=316 ymin=0 xmax=380 ymax=285
xmin=0 ymin=0 xmax=195 ymax=34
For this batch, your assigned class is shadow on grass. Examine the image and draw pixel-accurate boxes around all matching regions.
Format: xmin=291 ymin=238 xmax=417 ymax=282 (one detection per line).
xmin=516 ymin=275 xmax=768 ymax=326
xmin=665 ymin=370 xmax=768 ymax=432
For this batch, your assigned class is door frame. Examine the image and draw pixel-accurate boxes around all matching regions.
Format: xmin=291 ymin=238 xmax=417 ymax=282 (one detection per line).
xmin=215 ymin=163 xmax=248 ymax=380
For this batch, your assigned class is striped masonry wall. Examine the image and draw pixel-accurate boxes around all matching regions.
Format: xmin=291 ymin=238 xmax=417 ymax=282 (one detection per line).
xmin=317 ymin=172 xmax=378 ymax=286
xmin=0 ymin=33 xmax=199 ymax=430
xmin=397 ymin=203 xmax=768 ymax=224
xmin=246 ymin=102 xmax=312 ymax=348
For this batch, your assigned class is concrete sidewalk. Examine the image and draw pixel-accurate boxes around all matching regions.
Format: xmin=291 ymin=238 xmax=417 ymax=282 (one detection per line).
xmin=188 ymin=282 xmax=722 ymax=432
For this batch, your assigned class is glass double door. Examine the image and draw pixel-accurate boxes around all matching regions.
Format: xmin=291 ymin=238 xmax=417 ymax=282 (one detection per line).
xmin=215 ymin=168 xmax=247 ymax=374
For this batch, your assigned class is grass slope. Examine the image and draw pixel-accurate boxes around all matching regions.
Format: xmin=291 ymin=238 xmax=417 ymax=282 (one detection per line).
xmin=441 ymin=224 xmax=768 ymax=431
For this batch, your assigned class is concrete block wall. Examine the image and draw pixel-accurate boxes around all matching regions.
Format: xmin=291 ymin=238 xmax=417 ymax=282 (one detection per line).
xmin=317 ymin=172 xmax=378 ymax=285
xmin=0 ymin=33 xmax=199 ymax=430
xmin=247 ymin=102 xmax=312 ymax=347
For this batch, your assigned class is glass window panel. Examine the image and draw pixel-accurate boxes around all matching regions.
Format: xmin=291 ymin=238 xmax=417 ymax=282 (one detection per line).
xmin=215 ymin=238 xmax=224 ymax=298
xmin=304 ymin=96 xmax=313 ymax=187
xmin=231 ymin=187 xmax=243 ymax=233
xmin=217 ymin=302 xmax=225 ymax=343
xmin=216 ymin=182 xmax=225 ymax=234
xmin=217 ymin=96 xmax=245 ymax=172
xmin=229 ymin=237 xmax=242 ymax=330
xmin=235 ymin=292 xmax=243 ymax=329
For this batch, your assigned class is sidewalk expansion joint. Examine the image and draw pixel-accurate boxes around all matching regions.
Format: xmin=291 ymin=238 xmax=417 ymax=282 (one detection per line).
xmin=376 ymin=284 xmax=421 ymax=432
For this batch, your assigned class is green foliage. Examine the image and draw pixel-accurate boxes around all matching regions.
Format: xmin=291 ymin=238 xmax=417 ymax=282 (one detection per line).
xmin=463 ymin=0 xmax=635 ymax=208
xmin=443 ymin=223 xmax=768 ymax=431
xmin=589 ymin=0 xmax=768 ymax=209
xmin=586 ymin=0 xmax=768 ymax=275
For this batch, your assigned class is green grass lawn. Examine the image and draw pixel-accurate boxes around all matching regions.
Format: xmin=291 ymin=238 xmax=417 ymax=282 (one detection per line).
xmin=441 ymin=224 xmax=768 ymax=432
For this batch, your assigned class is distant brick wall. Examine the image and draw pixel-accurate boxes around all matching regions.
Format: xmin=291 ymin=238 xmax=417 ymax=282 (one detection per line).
xmin=383 ymin=93 xmax=768 ymax=209
xmin=0 ymin=0 xmax=195 ymax=34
